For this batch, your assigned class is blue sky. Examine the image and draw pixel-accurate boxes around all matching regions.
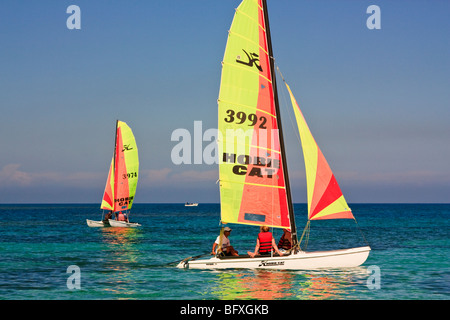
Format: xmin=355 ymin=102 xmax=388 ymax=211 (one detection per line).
xmin=0 ymin=0 xmax=449 ymax=204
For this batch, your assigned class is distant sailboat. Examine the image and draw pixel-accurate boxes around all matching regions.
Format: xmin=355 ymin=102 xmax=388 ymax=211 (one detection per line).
xmin=178 ymin=0 xmax=370 ymax=269
xmin=87 ymin=120 xmax=140 ymax=228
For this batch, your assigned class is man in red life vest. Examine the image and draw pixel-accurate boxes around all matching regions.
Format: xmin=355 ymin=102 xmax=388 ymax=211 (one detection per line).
xmin=248 ymin=226 xmax=284 ymax=258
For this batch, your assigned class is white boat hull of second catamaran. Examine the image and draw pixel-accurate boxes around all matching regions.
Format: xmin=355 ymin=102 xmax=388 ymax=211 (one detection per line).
xmin=86 ymin=219 xmax=110 ymax=227
xmin=108 ymin=219 xmax=141 ymax=228
xmin=177 ymin=246 xmax=371 ymax=270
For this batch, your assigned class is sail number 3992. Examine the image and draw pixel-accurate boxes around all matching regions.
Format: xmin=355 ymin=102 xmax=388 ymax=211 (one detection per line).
xmin=224 ymin=109 xmax=267 ymax=129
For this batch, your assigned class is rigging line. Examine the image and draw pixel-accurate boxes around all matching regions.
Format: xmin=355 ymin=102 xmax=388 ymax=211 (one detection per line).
xmin=297 ymin=220 xmax=311 ymax=251
xmin=275 ymin=64 xmax=302 ymax=146
xmin=354 ymin=219 xmax=371 ymax=247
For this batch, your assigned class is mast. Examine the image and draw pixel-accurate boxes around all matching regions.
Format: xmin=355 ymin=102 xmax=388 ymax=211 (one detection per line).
xmin=113 ymin=119 xmax=119 ymax=213
xmin=262 ymin=0 xmax=298 ymax=247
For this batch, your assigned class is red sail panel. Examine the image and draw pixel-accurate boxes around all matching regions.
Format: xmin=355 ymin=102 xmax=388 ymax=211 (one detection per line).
xmin=113 ymin=126 xmax=130 ymax=212
xmin=100 ymin=158 xmax=114 ymax=210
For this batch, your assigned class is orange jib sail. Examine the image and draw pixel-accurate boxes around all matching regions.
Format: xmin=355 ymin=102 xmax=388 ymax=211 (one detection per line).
xmin=285 ymin=83 xmax=354 ymax=220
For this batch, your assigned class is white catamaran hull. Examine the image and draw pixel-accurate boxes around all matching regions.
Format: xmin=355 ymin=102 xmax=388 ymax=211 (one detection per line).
xmin=108 ymin=219 xmax=141 ymax=228
xmin=86 ymin=219 xmax=110 ymax=227
xmin=177 ymin=246 xmax=371 ymax=270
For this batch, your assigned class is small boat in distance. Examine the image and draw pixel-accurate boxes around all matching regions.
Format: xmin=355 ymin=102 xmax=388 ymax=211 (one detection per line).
xmin=185 ymin=202 xmax=199 ymax=207
xmin=87 ymin=120 xmax=141 ymax=228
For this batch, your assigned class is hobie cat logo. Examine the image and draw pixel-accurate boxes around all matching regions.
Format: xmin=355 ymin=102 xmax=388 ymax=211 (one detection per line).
xmin=236 ymin=49 xmax=262 ymax=72
xmin=122 ymin=144 xmax=133 ymax=152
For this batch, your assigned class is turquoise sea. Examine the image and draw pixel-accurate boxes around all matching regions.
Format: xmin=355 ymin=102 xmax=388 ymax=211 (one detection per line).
xmin=0 ymin=203 xmax=448 ymax=302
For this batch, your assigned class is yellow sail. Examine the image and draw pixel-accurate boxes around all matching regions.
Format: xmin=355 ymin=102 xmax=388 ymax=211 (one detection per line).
xmin=100 ymin=120 xmax=139 ymax=212
xmin=218 ymin=0 xmax=291 ymax=228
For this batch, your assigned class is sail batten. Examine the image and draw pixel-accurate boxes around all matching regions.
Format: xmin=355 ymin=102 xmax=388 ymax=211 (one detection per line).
xmin=217 ymin=99 xmax=276 ymax=117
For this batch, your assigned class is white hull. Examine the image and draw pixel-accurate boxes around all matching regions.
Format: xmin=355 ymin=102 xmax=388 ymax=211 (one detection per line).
xmin=185 ymin=203 xmax=198 ymax=207
xmin=86 ymin=219 xmax=110 ymax=227
xmin=177 ymin=246 xmax=370 ymax=270
xmin=108 ymin=219 xmax=141 ymax=228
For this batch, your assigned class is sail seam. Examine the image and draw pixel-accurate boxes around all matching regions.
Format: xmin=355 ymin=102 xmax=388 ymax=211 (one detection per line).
xmin=219 ymin=137 xmax=282 ymax=154
xmin=222 ymin=61 xmax=271 ymax=83
xmin=218 ymin=98 xmax=276 ymax=118
xmin=219 ymin=179 xmax=285 ymax=189
xmin=228 ymin=30 xmax=269 ymax=57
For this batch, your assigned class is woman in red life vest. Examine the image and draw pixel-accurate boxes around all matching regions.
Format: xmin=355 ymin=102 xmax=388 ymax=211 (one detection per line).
xmin=278 ymin=229 xmax=292 ymax=251
xmin=248 ymin=226 xmax=283 ymax=258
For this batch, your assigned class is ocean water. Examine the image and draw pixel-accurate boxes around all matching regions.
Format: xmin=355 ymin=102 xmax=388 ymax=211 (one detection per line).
xmin=0 ymin=203 xmax=448 ymax=300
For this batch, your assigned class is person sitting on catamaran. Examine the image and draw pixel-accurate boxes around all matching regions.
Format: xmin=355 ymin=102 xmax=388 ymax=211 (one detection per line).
xmin=103 ymin=211 xmax=113 ymax=222
xmin=211 ymin=227 xmax=239 ymax=257
xmin=116 ymin=212 xmax=129 ymax=222
xmin=278 ymin=228 xmax=292 ymax=251
xmin=248 ymin=226 xmax=284 ymax=258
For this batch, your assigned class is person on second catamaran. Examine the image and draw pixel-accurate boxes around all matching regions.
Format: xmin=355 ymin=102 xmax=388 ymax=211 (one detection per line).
xmin=103 ymin=211 xmax=113 ymax=222
xmin=278 ymin=228 xmax=292 ymax=251
xmin=211 ymin=227 xmax=239 ymax=256
xmin=116 ymin=211 xmax=128 ymax=222
xmin=248 ymin=226 xmax=283 ymax=258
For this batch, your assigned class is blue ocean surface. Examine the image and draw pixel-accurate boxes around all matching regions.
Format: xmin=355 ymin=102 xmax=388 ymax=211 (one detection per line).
xmin=0 ymin=203 xmax=448 ymax=300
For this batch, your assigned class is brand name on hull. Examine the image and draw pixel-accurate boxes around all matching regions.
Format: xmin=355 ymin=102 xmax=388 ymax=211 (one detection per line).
xmin=258 ymin=260 xmax=285 ymax=267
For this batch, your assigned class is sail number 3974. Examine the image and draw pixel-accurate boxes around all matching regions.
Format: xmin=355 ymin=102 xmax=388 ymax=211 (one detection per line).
xmin=224 ymin=109 xmax=267 ymax=129
xmin=123 ymin=172 xmax=137 ymax=179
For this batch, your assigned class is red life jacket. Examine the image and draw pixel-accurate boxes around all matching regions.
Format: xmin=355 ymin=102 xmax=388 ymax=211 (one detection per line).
xmin=258 ymin=232 xmax=273 ymax=253
xmin=278 ymin=233 xmax=292 ymax=250
xmin=117 ymin=212 xmax=126 ymax=221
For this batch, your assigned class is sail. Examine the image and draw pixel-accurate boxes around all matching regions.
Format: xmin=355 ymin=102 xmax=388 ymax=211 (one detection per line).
xmin=218 ymin=0 xmax=290 ymax=228
xmin=100 ymin=121 xmax=139 ymax=212
xmin=100 ymin=158 xmax=114 ymax=211
xmin=285 ymin=83 xmax=354 ymax=220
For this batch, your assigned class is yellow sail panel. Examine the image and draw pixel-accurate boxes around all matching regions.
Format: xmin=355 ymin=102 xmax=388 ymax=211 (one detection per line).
xmin=218 ymin=0 xmax=290 ymax=228
xmin=285 ymin=83 xmax=354 ymax=220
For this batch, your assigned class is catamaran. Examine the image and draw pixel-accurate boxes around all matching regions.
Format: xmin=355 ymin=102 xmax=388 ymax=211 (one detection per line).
xmin=177 ymin=0 xmax=370 ymax=269
xmin=87 ymin=120 xmax=141 ymax=228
